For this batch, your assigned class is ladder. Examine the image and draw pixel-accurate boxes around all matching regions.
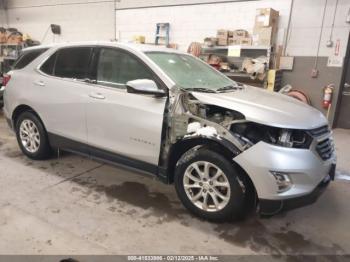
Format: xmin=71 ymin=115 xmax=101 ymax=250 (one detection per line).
xmin=155 ymin=23 xmax=170 ymax=46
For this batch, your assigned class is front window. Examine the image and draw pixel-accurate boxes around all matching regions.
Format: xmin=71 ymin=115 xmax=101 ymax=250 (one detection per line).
xmin=146 ymin=52 xmax=237 ymax=92
xmin=97 ymin=48 xmax=154 ymax=88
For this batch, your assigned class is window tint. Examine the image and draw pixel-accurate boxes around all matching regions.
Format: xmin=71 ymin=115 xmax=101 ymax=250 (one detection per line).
xmin=14 ymin=48 xmax=48 ymax=70
xmin=54 ymin=47 xmax=92 ymax=79
xmin=96 ymin=48 xmax=153 ymax=88
xmin=40 ymin=52 xmax=57 ymax=75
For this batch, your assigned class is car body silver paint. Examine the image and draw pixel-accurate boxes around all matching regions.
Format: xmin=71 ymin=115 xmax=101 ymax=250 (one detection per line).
xmin=234 ymin=140 xmax=336 ymax=200
xmin=4 ymin=42 xmax=335 ymax=202
xmin=190 ymin=86 xmax=328 ymax=130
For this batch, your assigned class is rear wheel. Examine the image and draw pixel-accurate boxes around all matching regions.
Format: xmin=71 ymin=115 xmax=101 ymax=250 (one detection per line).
xmin=15 ymin=111 xmax=51 ymax=160
xmin=174 ymin=147 xmax=248 ymax=222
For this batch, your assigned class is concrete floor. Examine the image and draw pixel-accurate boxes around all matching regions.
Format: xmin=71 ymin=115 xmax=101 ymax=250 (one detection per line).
xmin=0 ymin=110 xmax=350 ymax=256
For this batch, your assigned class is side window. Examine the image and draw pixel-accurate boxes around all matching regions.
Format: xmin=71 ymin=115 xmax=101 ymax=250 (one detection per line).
xmin=14 ymin=48 xmax=48 ymax=70
xmin=40 ymin=52 xmax=57 ymax=75
xmin=54 ymin=47 xmax=92 ymax=79
xmin=96 ymin=48 xmax=154 ymax=88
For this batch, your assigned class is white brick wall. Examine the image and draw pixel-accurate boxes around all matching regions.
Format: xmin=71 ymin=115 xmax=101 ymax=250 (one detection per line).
xmin=4 ymin=0 xmax=115 ymax=44
xmin=0 ymin=8 xmax=7 ymax=27
xmin=115 ymin=0 xmax=350 ymax=57
xmin=2 ymin=0 xmax=350 ymax=57
xmin=286 ymin=0 xmax=350 ymax=57
xmin=116 ymin=0 xmax=291 ymax=50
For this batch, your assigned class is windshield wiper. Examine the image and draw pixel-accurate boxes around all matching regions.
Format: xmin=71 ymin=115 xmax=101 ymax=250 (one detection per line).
xmin=216 ymin=85 xmax=242 ymax=92
xmin=184 ymin=87 xmax=217 ymax=93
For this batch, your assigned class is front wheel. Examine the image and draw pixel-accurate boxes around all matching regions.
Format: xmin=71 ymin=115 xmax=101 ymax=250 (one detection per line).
xmin=174 ymin=147 xmax=248 ymax=222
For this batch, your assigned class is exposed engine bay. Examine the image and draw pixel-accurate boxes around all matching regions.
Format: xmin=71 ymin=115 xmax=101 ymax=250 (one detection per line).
xmin=160 ymin=87 xmax=313 ymax=166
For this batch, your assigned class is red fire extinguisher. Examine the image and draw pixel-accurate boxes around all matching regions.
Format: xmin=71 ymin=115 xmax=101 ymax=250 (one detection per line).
xmin=323 ymin=84 xmax=334 ymax=109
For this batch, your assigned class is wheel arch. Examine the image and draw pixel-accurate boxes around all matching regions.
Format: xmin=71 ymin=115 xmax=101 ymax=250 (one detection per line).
xmin=166 ymin=137 xmax=244 ymax=182
xmin=12 ymin=104 xmax=45 ymax=130
xmin=165 ymin=136 xmax=258 ymax=213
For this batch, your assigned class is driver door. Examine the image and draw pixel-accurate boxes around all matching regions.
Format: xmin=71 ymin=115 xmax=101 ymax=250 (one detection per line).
xmin=86 ymin=47 xmax=167 ymax=170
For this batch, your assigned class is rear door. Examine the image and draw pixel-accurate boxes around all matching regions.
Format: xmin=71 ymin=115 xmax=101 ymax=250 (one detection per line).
xmin=36 ymin=47 xmax=92 ymax=147
xmin=86 ymin=47 xmax=167 ymax=168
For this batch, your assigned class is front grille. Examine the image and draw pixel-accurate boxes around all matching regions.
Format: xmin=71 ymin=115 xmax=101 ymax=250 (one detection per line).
xmin=309 ymin=126 xmax=334 ymax=161
xmin=316 ymin=138 xmax=334 ymax=160
xmin=309 ymin=125 xmax=329 ymax=137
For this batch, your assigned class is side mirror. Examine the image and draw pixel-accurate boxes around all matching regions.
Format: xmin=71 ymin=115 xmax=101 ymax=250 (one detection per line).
xmin=126 ymin=79 xmax=166 ymax=96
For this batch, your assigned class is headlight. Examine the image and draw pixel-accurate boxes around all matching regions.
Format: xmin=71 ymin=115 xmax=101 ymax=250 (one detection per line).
xmin=277 ymin=129 xmax=312 ymax=148
xmin=231 ymin=123 xmax=312 ymax=149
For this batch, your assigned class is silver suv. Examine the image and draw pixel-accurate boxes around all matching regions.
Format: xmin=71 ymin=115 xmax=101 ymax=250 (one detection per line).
xmin=3 ymin=42 xmax=336 ymax=221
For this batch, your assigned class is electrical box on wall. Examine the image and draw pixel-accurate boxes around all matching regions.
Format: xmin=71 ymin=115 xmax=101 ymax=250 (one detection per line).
xmin=311 ymin=68 xmax=319 ymax=78
xmin=279 ymin=56 xmax=294 ymax=70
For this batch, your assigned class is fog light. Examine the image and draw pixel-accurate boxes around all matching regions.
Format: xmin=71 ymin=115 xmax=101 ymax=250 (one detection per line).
xmin=270 ymin=171 xmax=292 ymax=193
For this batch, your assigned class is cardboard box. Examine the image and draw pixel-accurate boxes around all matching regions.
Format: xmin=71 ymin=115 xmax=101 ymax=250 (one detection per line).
xmin=239 ymin=37 xmax=252 ymax=45
xmin=204 ymin=37 xmax=218 ymax=47
xmin=7 ymin=34 xmax=22 ymax=44
xmin=133 ymin=35 xmax=145 ymax=44
xmin=228 ymin=38 xmax=240 ymax=46
xmin=217 ymin=29 xmax=233 ymax=39
xmin=253 ymin=27 xmax=275 ymax=46
xmin=255 ymin=8 xmax=279 ymax=28
xmin=228 ymin=37 xmax=252 ymax=46
xmin=217 ymin=38 xmax=228 ymax=46
xmin=0 ymin=32 xmax=6 ymax=43
xmin=232 ymin=29 xmax=249 ymax=38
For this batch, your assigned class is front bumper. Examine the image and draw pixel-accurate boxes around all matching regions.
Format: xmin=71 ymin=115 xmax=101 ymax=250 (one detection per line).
xmin=234 ymin=140 xmax=336 ymax=205
xmin=259 ymin=173 xmax=332 ymax=215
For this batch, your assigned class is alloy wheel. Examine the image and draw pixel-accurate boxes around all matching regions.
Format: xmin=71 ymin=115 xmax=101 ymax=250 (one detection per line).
xmin=19 ymin=119 xmax=41 ymax=153
xmin=183 ymin=161 xmax=231 ymax=212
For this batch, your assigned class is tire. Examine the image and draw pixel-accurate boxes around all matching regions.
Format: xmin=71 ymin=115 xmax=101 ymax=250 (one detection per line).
xmin=15 ymin=111 xmax=52 ymax=160
xmin=174 ymin=147 xmax=248 ymax=222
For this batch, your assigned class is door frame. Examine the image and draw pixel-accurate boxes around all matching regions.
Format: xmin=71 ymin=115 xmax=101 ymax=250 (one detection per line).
xmin=334 ymin=32 xmax=350 ymax=128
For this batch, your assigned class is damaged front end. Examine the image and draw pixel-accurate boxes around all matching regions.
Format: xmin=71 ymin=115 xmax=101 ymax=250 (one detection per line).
xmin=157 ymin=86 xmax=252 ymax=183
xmin=158 ymin=85 xmax=316 ymax=184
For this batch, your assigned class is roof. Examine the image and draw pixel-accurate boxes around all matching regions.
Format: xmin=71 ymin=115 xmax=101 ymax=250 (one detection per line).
xmin=22 ymin=41 xmax=185 ymax=54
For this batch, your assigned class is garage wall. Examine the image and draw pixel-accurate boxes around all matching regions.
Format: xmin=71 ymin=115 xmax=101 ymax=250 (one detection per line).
xmin=115 ymin=0 xmax=291 ymax=50
xmin=4 ymin=0 xmax=116 ymax=43
xmin=115 ymin=0 xmax=350 ymax=56
xmin=114 ymin=0 xmax=350 ymax=125
xmin=2 ymin=0 xmax=350 ymax=126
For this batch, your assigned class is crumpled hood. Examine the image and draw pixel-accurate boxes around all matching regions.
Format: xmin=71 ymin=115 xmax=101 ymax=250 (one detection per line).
xmin=191 ymin=85 xmax=328 ymax=129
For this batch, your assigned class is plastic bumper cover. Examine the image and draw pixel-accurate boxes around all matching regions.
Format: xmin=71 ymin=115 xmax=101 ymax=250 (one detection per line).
xmin=259 ymin=172 xmax=333 ymax=215
xmin=233 ymin=141 xmax=336 ymax=200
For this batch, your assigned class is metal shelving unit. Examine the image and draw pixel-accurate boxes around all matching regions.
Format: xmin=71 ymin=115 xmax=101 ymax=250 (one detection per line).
xmin=200 ymin=45 xmax=273 ymax=88
xmin=0 ymin=43 xmax=25 ymax=73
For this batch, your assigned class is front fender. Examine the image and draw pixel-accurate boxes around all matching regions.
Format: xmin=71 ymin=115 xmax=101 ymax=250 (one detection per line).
xmin=159 ymin=135 xmax=241 ymax=184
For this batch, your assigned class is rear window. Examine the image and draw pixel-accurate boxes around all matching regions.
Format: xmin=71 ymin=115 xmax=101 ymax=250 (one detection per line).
xmin=40 ymin=47 xmax=92 ymax=79
xmin=13 ymin=48 xmax=48 ymax=70
xmin=54 ymin=47 xmax=92 ymax=79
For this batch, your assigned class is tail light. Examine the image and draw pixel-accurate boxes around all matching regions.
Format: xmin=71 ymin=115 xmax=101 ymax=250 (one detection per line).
xmin=2 ymin=74 xmax=11 ymax=87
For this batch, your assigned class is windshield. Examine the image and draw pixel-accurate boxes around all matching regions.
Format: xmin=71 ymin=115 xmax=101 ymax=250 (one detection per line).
xmin=146 ymin=52 xmax=237 ymax=92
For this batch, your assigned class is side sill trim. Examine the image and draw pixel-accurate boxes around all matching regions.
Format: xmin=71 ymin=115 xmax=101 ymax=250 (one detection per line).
xmin=47 ymin=132 xmax=160 ymax=179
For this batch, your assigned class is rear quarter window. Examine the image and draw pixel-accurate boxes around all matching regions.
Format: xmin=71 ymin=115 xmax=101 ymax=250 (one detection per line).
xmin=13 ymin=48 xmax=48 ymax=70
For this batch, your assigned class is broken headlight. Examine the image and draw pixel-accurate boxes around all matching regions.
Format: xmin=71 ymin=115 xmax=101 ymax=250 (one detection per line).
xmin=231 ymin=123 xmax=312 ymax=149
xmin=276 ymin=129 xmax=312 ymax=148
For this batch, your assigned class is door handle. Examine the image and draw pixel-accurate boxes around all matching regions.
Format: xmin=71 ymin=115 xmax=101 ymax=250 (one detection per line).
xmin=343 ymin=91 xmax=350 ymax=96
xmin=89 ymin=92 xmax=105 ymax=99
xmin=34 ymin=80 xmax=45 ymax=87
xmin=344 ymin=83 xmax=350 ymax=89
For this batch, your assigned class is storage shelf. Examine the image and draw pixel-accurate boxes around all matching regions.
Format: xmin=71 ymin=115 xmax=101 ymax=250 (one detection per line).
xmin=202 ymin=45 xmax=271 ymax=51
